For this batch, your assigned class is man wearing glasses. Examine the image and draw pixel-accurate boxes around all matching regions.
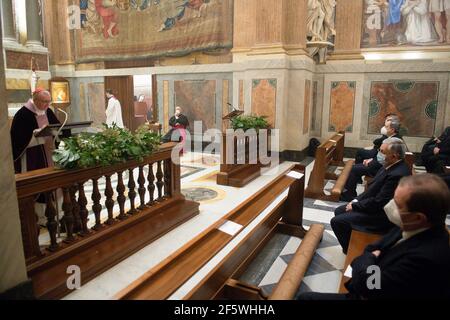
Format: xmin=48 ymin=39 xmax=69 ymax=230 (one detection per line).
xmin=10 ymin=88 xmax=60 ymax=174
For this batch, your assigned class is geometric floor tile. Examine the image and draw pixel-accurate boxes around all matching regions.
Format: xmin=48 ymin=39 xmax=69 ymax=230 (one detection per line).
xmin=316 ymin=246 xmax=346 ymax=271
xmin=304 ymin=253 xmax=338 ymax=277
xmin=302 ymin=270 xmax=342 ymax=293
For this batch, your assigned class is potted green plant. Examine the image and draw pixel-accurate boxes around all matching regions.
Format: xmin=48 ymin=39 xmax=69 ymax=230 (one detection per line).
xmin=230 ymin=114 xmax=270 ymax=132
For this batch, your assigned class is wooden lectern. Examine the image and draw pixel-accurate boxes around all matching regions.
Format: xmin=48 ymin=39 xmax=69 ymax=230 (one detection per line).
xmin=35 ymin=121 xmax=93 ymax=139
xmin=217 ymin=110 xmax=269 ymax=188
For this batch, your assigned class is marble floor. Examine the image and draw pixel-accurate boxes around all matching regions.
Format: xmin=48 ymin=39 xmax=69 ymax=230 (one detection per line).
xmin=62 ymin=153 xmax=450 ymax=300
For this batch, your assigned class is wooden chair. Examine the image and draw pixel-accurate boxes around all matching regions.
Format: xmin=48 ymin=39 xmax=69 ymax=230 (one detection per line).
xmin=305 ymin=132 xmax=354 ymax=202
xmin=338 ymin=230 xmax=383 ymax=294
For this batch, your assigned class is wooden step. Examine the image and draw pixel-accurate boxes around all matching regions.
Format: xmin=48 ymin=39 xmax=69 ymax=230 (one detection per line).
xmin=116 ymin=164 xmax=301 ymax=300
xmin=227 ymin=164 xmax=263 ymax=188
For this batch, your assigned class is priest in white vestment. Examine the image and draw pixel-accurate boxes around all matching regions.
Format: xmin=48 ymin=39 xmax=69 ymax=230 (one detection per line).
xmin=401 ymin=0 xmax=438 ymax=44
xmin=105 ymin=89 xmax=125 ymax=128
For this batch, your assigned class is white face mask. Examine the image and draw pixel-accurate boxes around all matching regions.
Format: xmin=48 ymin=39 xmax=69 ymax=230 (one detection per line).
xmin=377 ymin=151 xmax=386 ymax=165
xmin=380 ymin=126 xmax=388 ymax=136
xmin=384 ymin=199 xmax=402 ymax=227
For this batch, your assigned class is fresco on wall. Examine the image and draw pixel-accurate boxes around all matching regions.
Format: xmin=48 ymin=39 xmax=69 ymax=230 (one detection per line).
xmin=303 ymin=80 xmax=311 ymax=134
xmin=252 ymin=79 xmax=277 ymax=128
xmin=174 ymin=80 xmax=216 ymax=133
xmin=368 ymin=81 xmax=439 ymax=137
xmin=87 ymin=82 xmax=106 ymax=128
xmin=361 ymin=0 xmax=450 ymax=48
xmin=329 ymin=81 xmax=356 ymax=132
xmin=77 ymin=0 xmax=233 ymax=62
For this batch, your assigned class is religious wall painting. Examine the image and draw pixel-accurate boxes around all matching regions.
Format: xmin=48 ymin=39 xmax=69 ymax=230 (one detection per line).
xmin=77 ymin=0 xmax=233 ymax=61
xmin=174 ymin=80 xmax=216 ymax=133
xmin=368 ymin=81 xmax=439 ymax=137
xmin=87 ymin=82 xmax=106 ymax=128
xmin=303 ymin=80 xmax=311 ymax=134
xmin=362 ymin=0 xmax=450 ymax=48
xmin=329 ymin=81 xmax=356 ymax=133
xmin=251 ymin=79 xmax=277 ymax=128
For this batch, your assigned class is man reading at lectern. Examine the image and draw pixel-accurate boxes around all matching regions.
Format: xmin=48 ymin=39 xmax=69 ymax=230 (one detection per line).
xmin=162 ymin=106 xmax=189 ymax=145
xmin=10 ymin=89 xmax=60 ymax=174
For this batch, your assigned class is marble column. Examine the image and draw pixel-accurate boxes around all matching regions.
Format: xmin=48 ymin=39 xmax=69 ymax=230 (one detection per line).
xmin=25 ymin=0 xmax=44 ymax=49
xmin=0 ymin=0 xmax=18 ymax=45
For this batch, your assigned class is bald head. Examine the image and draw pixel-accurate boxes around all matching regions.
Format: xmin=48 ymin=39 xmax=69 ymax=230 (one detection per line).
xmin=33 ymin=90 xmax=52 ymax=111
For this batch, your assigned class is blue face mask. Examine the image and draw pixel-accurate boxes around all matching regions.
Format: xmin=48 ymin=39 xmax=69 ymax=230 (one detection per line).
xmin=377 ymin=152 xmax=386 ymax=165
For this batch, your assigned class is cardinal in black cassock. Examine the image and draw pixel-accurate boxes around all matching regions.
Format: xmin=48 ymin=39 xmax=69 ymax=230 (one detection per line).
xmin=162 ymin=106 xmax=189 ymax=143
xmin=10 ymin=89 xmax=60 ymax=174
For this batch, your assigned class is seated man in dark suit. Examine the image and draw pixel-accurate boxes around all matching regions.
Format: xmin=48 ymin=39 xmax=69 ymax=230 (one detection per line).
xmin=421 ymin=126 xmax=450 ymax=174
xmin=341 ymin=120 xmax=403 ymax=202
xmin=298 ymin=174 xmax=450 ymax=300
xmin=332 ymin=137 xmax=411 ymax=254
xmin=355 ymin=114 xmax=399 ymax=164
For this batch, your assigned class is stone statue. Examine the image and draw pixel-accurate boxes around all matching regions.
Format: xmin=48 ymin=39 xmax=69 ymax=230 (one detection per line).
xmin=307 ymin=0 xmax=325 ymax=41
xmin=307 ymin=0 xmax=336 ymax=42
xmin=307 ymin=0 xmax=337 ymax=64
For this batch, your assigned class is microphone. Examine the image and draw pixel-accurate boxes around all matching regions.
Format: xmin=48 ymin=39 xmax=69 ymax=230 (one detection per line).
xmin=53 ymin=106 xmax=68 ymax=145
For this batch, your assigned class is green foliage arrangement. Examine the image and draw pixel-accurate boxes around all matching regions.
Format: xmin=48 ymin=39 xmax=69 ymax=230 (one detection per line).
xmin=53 ymin=124 xmax=161 ymax=170
xmin=230 ymin=115 xmax=270 ymax=132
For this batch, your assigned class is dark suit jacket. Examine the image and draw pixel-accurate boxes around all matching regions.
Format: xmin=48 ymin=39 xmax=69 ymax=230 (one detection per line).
xmin=373 ymin=133 xmax=403 ymax=150
xmin=352 ymin=160 xmax=411 ymax=216
xmin=437 ymin=127 xmax=450 ymax=160
xmin=345 ymin=226 xmax=450 ymax=299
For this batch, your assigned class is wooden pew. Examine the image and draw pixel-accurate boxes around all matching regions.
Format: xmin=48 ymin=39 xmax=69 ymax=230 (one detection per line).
xmin=338 ymin=230 xmax=383 ymax=294
xmin=305 ymin=132 xmax=354 ymax=202
xmin=116 ymin=164 xmax=325 ymax=300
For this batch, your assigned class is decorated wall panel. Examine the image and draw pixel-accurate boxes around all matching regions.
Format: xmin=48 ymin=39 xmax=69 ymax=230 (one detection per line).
xmin=303 ymin=80 xmax=311 ymax=134
xmin=174 ymin=80 xmax=216 ymax=133
xmin=329 ymin=81 xmax=356 ymax=132
xmin=251 ymin=79 xmax=277 ymax=128
xmin=368 ymin=81 xmax=439 ymax=137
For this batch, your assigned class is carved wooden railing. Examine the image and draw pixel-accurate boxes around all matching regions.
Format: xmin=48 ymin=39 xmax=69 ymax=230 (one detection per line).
xmin=15 ymin=142 xmax=200 ymax=299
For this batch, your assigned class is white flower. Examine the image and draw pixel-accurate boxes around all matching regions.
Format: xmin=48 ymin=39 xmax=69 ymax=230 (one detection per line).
xmin=58 ymin=141 xmax=66 ymax=150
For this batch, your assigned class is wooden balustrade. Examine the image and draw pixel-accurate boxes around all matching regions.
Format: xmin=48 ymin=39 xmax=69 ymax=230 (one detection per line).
xmin=15 ymin=142 xmax=199 ymax=299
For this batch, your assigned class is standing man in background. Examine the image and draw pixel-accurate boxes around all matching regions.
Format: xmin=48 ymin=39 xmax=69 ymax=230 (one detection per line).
xmin=105 ymin=89 xmax=124 ymax=129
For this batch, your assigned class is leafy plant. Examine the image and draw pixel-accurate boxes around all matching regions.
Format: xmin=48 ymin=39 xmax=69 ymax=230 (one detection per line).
xmin=53 ymin=124 xmax=161 ymax=170
xmin=230 ymin=114 xmax=270 ymax=132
